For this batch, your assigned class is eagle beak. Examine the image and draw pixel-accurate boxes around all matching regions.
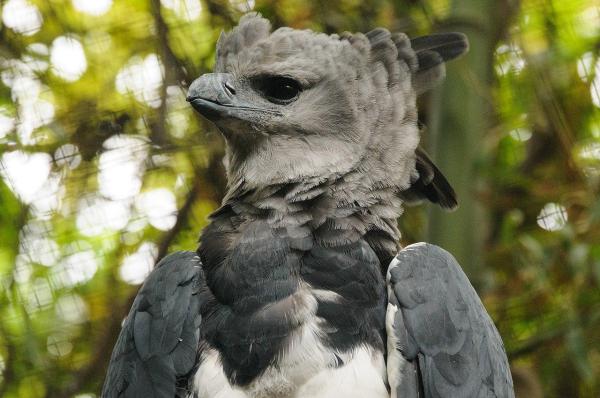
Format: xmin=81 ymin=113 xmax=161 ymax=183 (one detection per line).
xmin=186 ymin=73 xmax=238 ymax=122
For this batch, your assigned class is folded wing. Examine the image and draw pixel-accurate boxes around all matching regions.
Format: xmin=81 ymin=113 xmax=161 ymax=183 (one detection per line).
xmin=102 ymin=252 xmax=205 ymax=398
xmin=386 ymin=243 xmax=514 ymax=398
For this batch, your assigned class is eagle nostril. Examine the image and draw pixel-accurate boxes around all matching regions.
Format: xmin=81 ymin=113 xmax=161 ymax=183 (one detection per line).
xmin=224 ymin=81 xmax=236 ymax=96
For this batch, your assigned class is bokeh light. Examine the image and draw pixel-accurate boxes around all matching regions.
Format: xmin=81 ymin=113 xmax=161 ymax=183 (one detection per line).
xmin=50 ymin=36 xmax=88 ymax=82
xmin=72 ymin=0 xmax=113 ymax=16
xmin=1 ymin=0 xmax=43 ymax=36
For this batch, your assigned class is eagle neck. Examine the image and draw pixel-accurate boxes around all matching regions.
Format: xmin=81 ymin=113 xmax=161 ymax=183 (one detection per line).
xmin=221 ymin=167 xmax=403 ymax=266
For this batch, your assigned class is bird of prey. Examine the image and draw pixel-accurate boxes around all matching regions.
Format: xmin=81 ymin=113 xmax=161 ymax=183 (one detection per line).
xmin=103 ymin=13 xmax=514 ymax=398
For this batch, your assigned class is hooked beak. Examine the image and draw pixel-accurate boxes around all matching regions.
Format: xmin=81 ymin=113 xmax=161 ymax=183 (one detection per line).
xmin=186 ymin=73 xmax=239 ymax=122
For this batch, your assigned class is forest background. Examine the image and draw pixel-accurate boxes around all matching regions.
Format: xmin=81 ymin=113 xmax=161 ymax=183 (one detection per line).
xmin=0 ymin=0 xmax=598 ymax=396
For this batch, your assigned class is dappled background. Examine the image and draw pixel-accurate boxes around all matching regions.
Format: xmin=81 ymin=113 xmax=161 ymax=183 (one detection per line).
xmin=0 ymin=0 xmax=598 ymax=397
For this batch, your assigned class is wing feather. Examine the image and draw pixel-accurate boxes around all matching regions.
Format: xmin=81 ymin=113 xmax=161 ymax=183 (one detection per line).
xmin=386 ymin=243 xmax=514 ymax=398
xmin=102 ymin=251 xmax=205 ymax=398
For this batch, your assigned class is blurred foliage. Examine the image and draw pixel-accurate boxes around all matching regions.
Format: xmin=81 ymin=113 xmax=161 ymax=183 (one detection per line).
xmin=0 ymin=0 xmax=598 ymax=397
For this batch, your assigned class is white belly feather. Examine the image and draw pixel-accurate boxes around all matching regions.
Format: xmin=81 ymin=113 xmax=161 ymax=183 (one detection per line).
xmin=193 ymin=287 xmax=389 ymax=398
xmin=193 ymin=346 xmax=388 ymax=398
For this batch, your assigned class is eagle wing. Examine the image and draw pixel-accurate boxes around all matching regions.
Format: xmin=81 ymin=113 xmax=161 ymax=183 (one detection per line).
xmin=386 ymin=243 xmax=514 ymax=398
xmin=102 ymin=251 xmax=205 ymax=398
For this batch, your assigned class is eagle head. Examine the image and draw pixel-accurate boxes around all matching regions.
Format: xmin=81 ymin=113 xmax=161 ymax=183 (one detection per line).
xmin=188 ymin=13 xmax=467 ymax=206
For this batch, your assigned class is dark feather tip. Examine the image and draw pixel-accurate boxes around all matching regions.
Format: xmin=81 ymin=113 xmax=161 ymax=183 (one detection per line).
xmin=400 ymin=148 xmax=458 ymax=211
xmin=410 ymin=32 xmax=469 ymax=62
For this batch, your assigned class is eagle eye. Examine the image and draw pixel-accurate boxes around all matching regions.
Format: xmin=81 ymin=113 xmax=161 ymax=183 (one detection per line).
xmin=256 ymin=76 xmax=301 ymax=105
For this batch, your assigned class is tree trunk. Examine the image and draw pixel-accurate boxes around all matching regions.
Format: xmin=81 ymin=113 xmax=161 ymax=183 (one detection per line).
xmin=426 ymin=0 xmax=508 ymax=282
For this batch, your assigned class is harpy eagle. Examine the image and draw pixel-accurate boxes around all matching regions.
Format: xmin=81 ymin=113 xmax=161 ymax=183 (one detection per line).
xmin=102 ymin=13 xmax=514 ymax=398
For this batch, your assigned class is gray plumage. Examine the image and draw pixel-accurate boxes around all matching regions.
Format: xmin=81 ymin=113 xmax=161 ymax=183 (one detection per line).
xmin=103 ymin=13 xmax=513 ymax=398
xmin=102 ymin=252 xmax=204 ymax=397
xmin=386 ymin=243 xmax=514 ymax=398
